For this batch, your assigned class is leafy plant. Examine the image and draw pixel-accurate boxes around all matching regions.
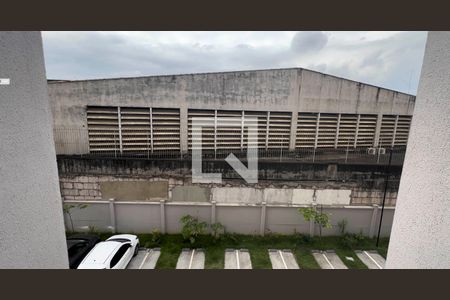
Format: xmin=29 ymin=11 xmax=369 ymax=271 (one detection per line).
xmin=180 ymin=215 xmax=207 ymax=244
xmin=339 ymin=229 xmax=366 ymax=249
xmin=337 ymin=219 xmax=348 ymax=236
xmin=297 ymin=233 xmax=315 ymax=244
xmin=210 ymin=222 xmax=225 ymax=241
xmin=63 ymin=203 xmax=88 ymax=232
xmin=298 ymin=206 xmax=332 ymax=239
xmin=151 ymin=228 xmax=161 ymax=244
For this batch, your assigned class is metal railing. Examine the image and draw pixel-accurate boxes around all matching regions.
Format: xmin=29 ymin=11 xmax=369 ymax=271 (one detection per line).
xmin=54 ymin=128 xmax=406 ymax=166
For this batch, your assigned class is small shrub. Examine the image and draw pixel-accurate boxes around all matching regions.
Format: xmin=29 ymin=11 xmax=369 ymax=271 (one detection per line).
xmin=339 ymin=230 xmax=366 ymax=249
xmin=180 ymin=215 xmax=207 ymax=244
xmin=354 ymin=230 xmax=366 ymax=244
xmin=210 ymin=222 xmax=225 ymax=241
xmin=87 ymin=225 xmax=98 ymax=234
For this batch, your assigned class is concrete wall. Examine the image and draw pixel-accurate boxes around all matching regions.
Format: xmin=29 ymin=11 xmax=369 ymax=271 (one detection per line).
xmin=386 ymin=32 xmax=450 ymax=269
xmin=0 ymin=32 xmax=68 ymax=268
xmin=64 ymin=200 xmax=394 ymax=237
xmin=57 ymin=157 xmax=403 ymax=206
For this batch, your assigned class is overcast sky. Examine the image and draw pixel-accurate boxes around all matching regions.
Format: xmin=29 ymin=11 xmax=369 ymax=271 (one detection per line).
xmin=42 ymin=31 xmax=427 ymax=94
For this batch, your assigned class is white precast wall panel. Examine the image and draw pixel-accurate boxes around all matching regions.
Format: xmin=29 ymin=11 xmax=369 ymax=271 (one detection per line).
xmin=0 ymin=32 xmax=68 ymax=268
xmin=386 ymin=32 xmax=450 ymax=269
xmin=316 ymin=190 xmax=352 ymax=205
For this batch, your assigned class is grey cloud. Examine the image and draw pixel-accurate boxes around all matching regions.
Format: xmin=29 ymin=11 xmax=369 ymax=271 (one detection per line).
xmin=42 ymin=31 xmax=426 ymax=94
xmin=290 ymin=31 xmax=328 ymax=53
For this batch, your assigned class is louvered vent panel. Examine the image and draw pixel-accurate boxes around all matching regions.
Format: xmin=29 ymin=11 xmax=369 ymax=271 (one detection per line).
xmin=296 ymin=113 xmax=318 ymax=148
xmin=120 ymin=107 xmax=151 ymax=153
xmin=379 ymin=115 xmax=396 ymax=147
xmin=268 ymin=112 xmax=291 ymax=149
xmin=152 ymin=108 xmax=180 ymax=151
xmin=216 ymin=110 xmax=242 ymax=150
xmin=337 ymin=114 xmax=358 ymax=148
xmin=394 ymin=115 xmax=412 ymax=146
xmin=188 ymin=109 xmax=215 ymax=150
xmin=243 ymin=111 xmax=267 ymax=149
xmin=356 ymin=114 xmax=377 ymax=147
xmin=87 ymin=106 xmax=120 ymax=153
xmin=317 ymin=113 xmax=338 ymax=148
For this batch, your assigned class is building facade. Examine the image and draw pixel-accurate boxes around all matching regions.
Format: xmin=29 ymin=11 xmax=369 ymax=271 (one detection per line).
xmin=48 ymin=68 xmax=415 ymax=156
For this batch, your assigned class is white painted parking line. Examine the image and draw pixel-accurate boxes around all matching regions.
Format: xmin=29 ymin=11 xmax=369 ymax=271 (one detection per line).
xmin=322 ymin=252 xmax=334 ymax=269
xmin=312 ymin=250 xmax=348 ymax=269
xmin=279 ymin=250 xmax=288 ymax=269
xmin=176 ymin=249 xmax=205 ymax=269
xmin=139 ymin=250 xmax=151 ymax=269
xmin=225 ymin=249 xmax=252 ymax=269
xmin=127 ymin=248 xmax=161 ymax=269
xmin=355 ymin=250 xmax=385 ymax=269
xmin=268 ymin=249 xmax=299 ymax=269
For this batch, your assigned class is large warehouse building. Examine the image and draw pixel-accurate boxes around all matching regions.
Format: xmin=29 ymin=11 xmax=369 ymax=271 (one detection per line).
xmin=49 ymin=67 xmax=414 ymax=156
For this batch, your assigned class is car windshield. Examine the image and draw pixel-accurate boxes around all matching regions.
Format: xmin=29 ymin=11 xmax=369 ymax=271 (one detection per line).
xmin=108 ymin=238 xmax=130 ymax=243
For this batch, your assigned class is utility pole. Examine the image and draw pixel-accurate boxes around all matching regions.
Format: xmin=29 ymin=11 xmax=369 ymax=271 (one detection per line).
xmin=376 ymin=147 xmax=393 ymax=247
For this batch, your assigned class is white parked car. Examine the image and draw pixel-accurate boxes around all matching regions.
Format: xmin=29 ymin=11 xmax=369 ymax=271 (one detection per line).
xmin=77 ymin=234 xmax=140 ymax=269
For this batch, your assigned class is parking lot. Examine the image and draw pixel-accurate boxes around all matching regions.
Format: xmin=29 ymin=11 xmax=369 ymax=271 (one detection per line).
xmin=126 ymin=248 xmax=386 ymax=269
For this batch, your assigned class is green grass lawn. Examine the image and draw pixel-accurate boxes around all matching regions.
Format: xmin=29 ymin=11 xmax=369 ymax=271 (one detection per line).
xmin=84 ymin=232 xmax=389 ymax=269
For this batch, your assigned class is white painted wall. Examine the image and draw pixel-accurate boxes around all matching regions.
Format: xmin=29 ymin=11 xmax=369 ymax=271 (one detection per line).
xmin=316 ymin=189 xmax=351 ymax=205
xmin=386 ymin=32 xmax=450 ymax=269
xmin=211 ymin=187 xmax=351 ymax=206
xmin=0 ymin=32 xmax=68 ymax=268
xmin=212 ymin=187 xmax=262 ymax=204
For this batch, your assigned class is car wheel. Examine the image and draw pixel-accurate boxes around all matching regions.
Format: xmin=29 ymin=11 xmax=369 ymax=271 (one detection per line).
xmin=134 ymin=243 xmax=139 ymax=256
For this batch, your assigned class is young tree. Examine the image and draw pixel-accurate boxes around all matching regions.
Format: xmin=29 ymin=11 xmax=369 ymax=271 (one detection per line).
xmin=63 ymin=203 xmax=88 ymax=232
xmin=298 ymin=205 xmax=332 ymax=238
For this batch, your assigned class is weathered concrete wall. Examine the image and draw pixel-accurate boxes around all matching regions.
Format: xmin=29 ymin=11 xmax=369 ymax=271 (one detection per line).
xmin=216 ymin=206 xmax=261 ymax=234
xmin=115 ymin=204 xmax=161 ymax=233
xmin=48 ymin=68 xmax=415 ymax=128
xmin=171 ymin=186 xmax=210 ymax=202
xmin=386 ymin=32 xmax=450 ymax=269
xmin=100 ymin=181 xmax=168 ymax=200
xmin=57 ymin=157 xmax=401 ymax=206
xmin=0 ymin=32 xmax=68 ymax=268
xmin=64 ymin=200 xmax=394 ymax=237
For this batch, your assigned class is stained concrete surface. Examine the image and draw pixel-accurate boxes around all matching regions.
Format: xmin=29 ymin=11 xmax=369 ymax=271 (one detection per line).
xmin=224 ymin=249 xmax=252 ymax=269
xmin=127 ymin=248 xmax=161 ymax=269
xmin=268 ymin=249 xmax=300 ymax=269
xmin=176 ymin=249 xmax=205 ymax=269
xmin=171 ymin=186 xmax=210 ymax=202
xmin=100 ymin=181 xmax=168 ymax=200
xmin=312 ymin=250 xmax=348 ymax=269
xmin=355 ymin=250 xmax=385 ymax=269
